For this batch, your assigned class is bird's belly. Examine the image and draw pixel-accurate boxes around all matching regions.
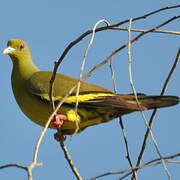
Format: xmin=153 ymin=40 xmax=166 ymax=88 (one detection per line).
xmin=15 ymin=92 xmax=53 ymax=127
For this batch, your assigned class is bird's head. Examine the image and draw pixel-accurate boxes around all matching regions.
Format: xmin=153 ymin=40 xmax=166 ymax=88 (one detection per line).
xmin=3 ymin=39 xmax=32 ymax=62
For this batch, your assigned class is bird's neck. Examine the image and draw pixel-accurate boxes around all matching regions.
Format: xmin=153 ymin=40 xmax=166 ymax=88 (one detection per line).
xmin=12 ymin=57 xmax=39 ymax=80
xmin=11 ymin=57 xmax=39 ymax=91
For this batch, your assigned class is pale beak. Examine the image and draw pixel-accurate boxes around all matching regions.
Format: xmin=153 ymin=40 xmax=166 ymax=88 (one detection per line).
xmin=3 ymin=47 xmax=16 ymax=54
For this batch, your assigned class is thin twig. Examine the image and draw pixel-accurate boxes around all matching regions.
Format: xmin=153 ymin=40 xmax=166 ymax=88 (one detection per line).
xmin=113 ymin=5 xmax=180 ymax=27
xmin=109 ymin=59 xmax=117 ymax=92
xmin=123 ymin=18 xmax=138 ymax=180
xmin=119 ymin=159 xmax=178 ymax=180
xmin=0 ymin=163 xmax=27 ymax=170
xmin=0 ymin=163 xmax=34 ymax=180
xmin=127 ymin=19 xmax=172 ymax=180
xmin=50 ymin=61 xmax=59 ymax=111
xmin=161 ymin=48 xmax=180 ymax=94
xmin=108 ymin=37 xmax=135 ymax=178
xmin=119 ymin=117 xmax=135 ymax=176
xmin=134 ymin=48 xmax=180 ymax=175
xmin=126 ymin=17 xmax=171 ymax=179
xmin=88 ymin=152 xmax=180 ymax=180
xmin=109 ymin=48 xmax=135 ymax=179
xmin=109 ymin=27 xmax=180 ymax=35
xmin=74 ymin=19 xmax=111 ymax=135
xmin=85 ymin=16 xmax=180 ymax=80
xmin=60 ymin=142 xmax=83 ymax=180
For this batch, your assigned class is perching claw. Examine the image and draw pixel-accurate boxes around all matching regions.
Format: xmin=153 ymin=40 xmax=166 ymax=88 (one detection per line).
xmin=51 ymin=114 xmax=68 ymax=129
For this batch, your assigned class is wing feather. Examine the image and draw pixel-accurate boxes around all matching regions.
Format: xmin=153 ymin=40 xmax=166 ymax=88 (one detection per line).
xmin=25 ymin=71 xmax=146 ymax=110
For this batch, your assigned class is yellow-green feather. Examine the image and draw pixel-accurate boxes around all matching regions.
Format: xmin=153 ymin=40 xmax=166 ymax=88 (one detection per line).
xmin=4 ymin=39 xmax=179 ymax=135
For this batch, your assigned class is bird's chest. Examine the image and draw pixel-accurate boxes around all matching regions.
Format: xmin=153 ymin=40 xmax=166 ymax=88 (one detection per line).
xmin=12 ymin=78 xmax=52 ymax=126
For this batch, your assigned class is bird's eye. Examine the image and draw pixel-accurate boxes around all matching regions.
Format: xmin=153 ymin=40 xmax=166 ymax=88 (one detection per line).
xmin=19 ymin=44 xmax=25 ymax=51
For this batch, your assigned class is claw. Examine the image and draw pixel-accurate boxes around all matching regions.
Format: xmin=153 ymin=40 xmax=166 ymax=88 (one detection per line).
xmin=51 ymin=114 xmax=68 ymax=129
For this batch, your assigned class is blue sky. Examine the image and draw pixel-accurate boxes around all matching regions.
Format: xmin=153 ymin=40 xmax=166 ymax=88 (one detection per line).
xmin=0 ymin=1 xmax=179 ymax=180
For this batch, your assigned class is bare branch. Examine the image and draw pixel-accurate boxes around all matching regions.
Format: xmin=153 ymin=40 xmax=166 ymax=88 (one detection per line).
xmin=60 ymin=142 xmax=83 ymax=180
xmin=88 ymin=153 xmax=180 ymax=180
xmin=113 ymin=5 xmax=180 ymax=26
xmin=74 ymin=19 xmax=111 ymax=135
xmin=134 ymin=48 xmax=180 ymax=174
xmin=126 ymin=19 xmax=172 ymax=180
xmin=0 ymin=163 xmax=35 ymax=180
xmin=122 ymin=18 xmax=138 ymax=180
xmin=109 ymin=27 xmax=180 ymax=35
xmin=84 ymin=16 xmax=180 ymax=80
xmin=0 ymin=163 xmax=27 ymax=170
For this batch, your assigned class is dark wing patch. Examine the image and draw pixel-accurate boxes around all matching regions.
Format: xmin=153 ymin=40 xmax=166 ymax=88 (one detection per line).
xmin=76 ymin=95 xmax=147 ymax=110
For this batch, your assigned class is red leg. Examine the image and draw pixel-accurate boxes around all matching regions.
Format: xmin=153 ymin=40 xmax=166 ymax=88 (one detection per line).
xmin=51 ymin=114 xmax=68 ymax=129
xmin=51 ymin=114 xmax=68 ymax=142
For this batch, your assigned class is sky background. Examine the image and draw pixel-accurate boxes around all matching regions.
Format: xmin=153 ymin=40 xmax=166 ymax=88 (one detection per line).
xmin=0 ymin=1 xmax=179 ymax=180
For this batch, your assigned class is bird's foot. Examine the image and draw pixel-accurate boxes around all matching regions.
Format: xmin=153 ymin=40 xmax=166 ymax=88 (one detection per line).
xmin=51 ymin=114 xmax=68 ymax=129
xmin=54 ymin=131 xmax=66 ymax=142
xmin=52 ymin=114 xmax=68 ymax=142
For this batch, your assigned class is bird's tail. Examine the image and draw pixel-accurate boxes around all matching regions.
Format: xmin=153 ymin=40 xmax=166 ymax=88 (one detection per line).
xmin=136 ymin=95 xmax=179 ymax=110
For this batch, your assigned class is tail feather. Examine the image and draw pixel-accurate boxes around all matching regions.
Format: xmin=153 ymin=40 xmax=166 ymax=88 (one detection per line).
xmin=138 ymin=95 xmax=179 ymax=109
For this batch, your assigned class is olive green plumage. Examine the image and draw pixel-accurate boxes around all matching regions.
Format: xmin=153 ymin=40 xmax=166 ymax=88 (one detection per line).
xmin=3 ymin=39 xmax=179 ymax=135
